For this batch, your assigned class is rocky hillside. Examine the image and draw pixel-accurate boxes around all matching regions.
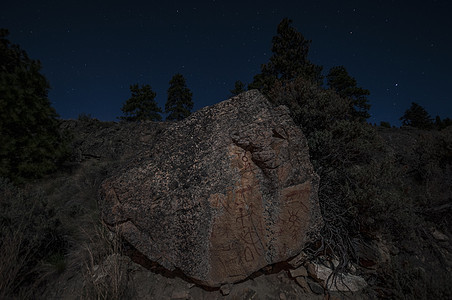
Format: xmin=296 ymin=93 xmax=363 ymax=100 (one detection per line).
xmin=60 ymin=118 xmax=170 ymax=163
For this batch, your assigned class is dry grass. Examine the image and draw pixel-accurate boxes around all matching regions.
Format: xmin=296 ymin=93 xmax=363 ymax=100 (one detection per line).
xmin=0 ymin=157 xmax=132 ymax=299
xmin=0 ymin=183 xmax=53 ymax=299
xmin=0 ymin=223 xmax=32 ymax=298
xmin=76 ymin=220 xmax=130 ymax=300
xmin=49 ymin=159 xmax=133 ymax=299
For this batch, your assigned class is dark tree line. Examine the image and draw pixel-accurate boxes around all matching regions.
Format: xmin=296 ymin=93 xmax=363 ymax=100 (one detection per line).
xmin=120 ymin=73 xmax=193 ymax=122
xmin=399 ymin=102 xmax=451 ymax=130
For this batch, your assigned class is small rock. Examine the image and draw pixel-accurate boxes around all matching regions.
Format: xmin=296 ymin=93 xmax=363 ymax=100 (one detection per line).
xmin=326 ymin=273 xmax=367 ymax=292
xmin=306 ymin=261 xmax=368 ymax=292
xmin=277 ymin=273 xmax=286 ymax=281
xmin=220 ymin=284 xmax=231 ymax=296
xmin=171 ymin=291 xmax=189 ymax=300
xmin=390 ymin=247 xmax=399 ymax=256
xmin=330 ymin=259 xmax=339 ymax=268
xmin=279 ymin=292 xmax=287 ymax=300
xmin=243 ymin=288 xmax=257 ymax=299
xmin=171 ymin=290 xmax=189 ymax=300
xmin=327 ymin=293 xmax=344 ymax=300
xmin=306 ymin=263 xmax=317 ymax=280
xmin=289 ymin=266 xmax=308 ymax=278
xmin=295 ymin=277 xmax=310 ymax=293
xmin=308 ymin=280 xmax=324 ymax=294
xmin=355 ymin=239 xmax=383 ymax=268
xmin=288 ymin=251 xmax=308 ymax=268
xmin=432 ymin=229 xmax=449 ymax=241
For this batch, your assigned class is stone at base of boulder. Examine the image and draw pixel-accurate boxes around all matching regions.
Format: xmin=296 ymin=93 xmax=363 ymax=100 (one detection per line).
xmin=295 ymin=277 xmax=310 ymax=293
xmin=326 ymin=273 xmax=367 ymax=292
xmin=306 ymin=262 xmax=317 ymax=280
xmin=220 ymin=284 xmax=232 ymax=296
xmin=288 ymin=251 xmax=309 ymax=268
xmin=290 ymin=266 xmax=308 ymax=278
xmin=242 ymin=288 xmax=257 ymax=299
xmin=307 ymin=261 xmax=368 ymax=292
xmin=308 ymin=280 xmax=324 ymax=294
xmin=171 ymin=290 xmax=189 ymax=300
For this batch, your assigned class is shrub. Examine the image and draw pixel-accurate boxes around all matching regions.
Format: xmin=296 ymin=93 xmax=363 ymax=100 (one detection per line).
xmin=267 ymin=77 xmax=404 ymax=266
xmin=384 ymin=254 xmax=452 ymax=299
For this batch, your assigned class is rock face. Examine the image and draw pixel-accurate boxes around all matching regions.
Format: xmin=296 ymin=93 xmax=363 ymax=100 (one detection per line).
xmin=100 ymin=90 xmax=323 ymax=287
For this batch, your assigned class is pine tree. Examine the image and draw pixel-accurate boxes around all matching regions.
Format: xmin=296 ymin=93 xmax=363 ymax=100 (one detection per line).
xmin=435 ymin=115 xmax=442 ymax=128
xmin=0 ymin=28 xmax=69 ymax=181
xmin=165 ymin=73 xmax=193 ymax=121
xmin=120 ymin=84 xmax=162 ymax=121
xmin=249 ymin=18 xmax=323 ymax=93
xmin=230 ymin=80 xmax=246 ymax=97
xmin=400 ymin=102 xmax=433 ymax=129
xmin=327 ymin=66 xmax=371 ymax=122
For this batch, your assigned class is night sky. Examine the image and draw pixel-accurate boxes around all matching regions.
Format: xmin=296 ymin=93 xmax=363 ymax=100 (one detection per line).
xmin=2 ymin=0 xmax=451 ymax=126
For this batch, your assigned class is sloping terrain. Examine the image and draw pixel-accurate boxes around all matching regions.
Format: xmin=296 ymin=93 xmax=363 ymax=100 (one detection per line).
xmin=2 ymin=117 xmax=450 ymax=299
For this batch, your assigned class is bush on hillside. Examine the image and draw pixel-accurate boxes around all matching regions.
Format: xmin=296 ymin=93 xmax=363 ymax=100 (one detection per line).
xmin=268 ymin=77 xmax=407 ymax=265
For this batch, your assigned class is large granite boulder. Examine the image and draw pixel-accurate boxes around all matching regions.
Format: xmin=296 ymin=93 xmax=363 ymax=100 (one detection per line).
xmin=100 ymin=90 xmax=323 ymax=287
